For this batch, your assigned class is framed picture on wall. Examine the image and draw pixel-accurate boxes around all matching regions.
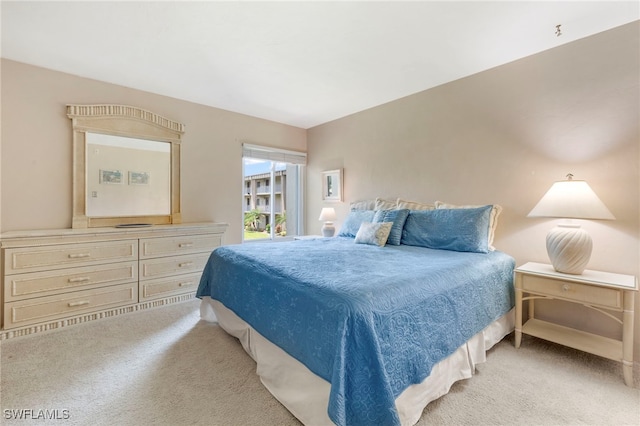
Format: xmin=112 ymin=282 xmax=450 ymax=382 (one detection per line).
xmin=322 ymin=169 xmax=343 ymax=202
xmin=129 ymin=171 xmax=149 ymax=185
xmin=99 ymin=169 xmax=123 ymax=184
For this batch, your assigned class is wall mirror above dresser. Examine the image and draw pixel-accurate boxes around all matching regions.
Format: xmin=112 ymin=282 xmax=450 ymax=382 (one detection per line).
xmin=67 ymin=104 xmax=184 ymax=228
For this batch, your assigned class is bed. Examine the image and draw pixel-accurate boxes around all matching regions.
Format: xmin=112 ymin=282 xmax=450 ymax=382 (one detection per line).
xmin=197 ymin=203 xmax=515 ymax=426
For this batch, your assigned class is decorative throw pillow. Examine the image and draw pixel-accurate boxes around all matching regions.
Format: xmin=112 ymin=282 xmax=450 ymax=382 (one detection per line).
xmin=355 ymin=222 xmax=393 ymax=247
xmin=373 ymin=208 xmax=410 ymax=245
xmin=434 ymin=201 xmax=502 ymax=250
xmin=337 ymin=209 xmax=376 ymax=238
xmin=401 ymin=205 xmax=492 ymax=253
xmin=396 ymin=199 xmax=435 ymax=211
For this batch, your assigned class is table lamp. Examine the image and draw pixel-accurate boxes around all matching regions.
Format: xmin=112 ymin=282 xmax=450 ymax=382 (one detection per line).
xmin=318 ymin=207 xmax=337 ymax=237
xmin=527 ymin=174 xmax=615 ymax=274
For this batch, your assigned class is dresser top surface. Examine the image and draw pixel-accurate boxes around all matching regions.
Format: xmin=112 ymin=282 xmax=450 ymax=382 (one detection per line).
xmin=0 ymin=222 xmax=228 ymax=247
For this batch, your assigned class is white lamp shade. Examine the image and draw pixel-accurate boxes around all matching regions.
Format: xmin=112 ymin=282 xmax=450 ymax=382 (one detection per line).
xmin=318 ymin=207 xmax=337 ymax=222
xmin=527 ymin=179 xmax=614 ymax=220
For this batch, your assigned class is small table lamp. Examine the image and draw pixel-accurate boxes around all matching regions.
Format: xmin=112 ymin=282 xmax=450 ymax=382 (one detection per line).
xmin=318 ymin=207 xmax=337 ymax=237
xmin=528 ymin=174 xmax=615 ymax=275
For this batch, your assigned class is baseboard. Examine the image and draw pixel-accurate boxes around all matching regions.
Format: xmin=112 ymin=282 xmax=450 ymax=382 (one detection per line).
xmin=0 ymin=292 xmax=196 ymax=340
xmin=634 ymin=360 xmax=640 ymax=389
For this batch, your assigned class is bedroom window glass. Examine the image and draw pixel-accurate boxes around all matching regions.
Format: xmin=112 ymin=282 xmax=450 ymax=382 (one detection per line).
xmin=242 ymin=144 xmax=306 ymax=242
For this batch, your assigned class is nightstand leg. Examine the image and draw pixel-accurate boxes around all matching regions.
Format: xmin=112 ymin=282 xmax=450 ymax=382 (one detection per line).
xmin=528 ymin=296 xmax=535 ymax=319
xmin=622 ymin=290 xmax=635 ymax=387
xmin=515 ymin=286 xmax=523 ymax=348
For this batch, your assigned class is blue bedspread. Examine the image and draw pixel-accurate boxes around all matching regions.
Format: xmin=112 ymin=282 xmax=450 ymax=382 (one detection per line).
xmin=197 ymin=237 xmax=515 ymax=426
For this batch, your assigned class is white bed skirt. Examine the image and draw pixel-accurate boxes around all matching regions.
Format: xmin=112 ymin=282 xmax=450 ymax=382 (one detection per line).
xmin=200 ymin=296 xmax=514 ymax=426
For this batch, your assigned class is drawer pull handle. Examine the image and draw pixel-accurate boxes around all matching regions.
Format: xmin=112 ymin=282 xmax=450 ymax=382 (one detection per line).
xmin=178 ymin=281 xmax=194 ymax=287
xmin=68 ymin=300 xmax=90 ymax=307
xmin=179 ymin=243 xmax=194 ymax=248
xmin=179 ymin=262 xmax=194 ymax=268
xmin=68 ymin=253 xmax=90 ymax=259
xmin=562 ymin=284 xmax=571 ymax=291
xmin=68 ymin=277 xmax=91 ymax=283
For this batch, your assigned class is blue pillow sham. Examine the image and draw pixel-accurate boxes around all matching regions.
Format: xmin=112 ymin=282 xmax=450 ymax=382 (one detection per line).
xmin=373 ymin=208 xmax=409 ymax=245
xmin=400 ymin=205 xmax=492 ymax=253
xmin=338 ymin=209 xmax=376 ymax=238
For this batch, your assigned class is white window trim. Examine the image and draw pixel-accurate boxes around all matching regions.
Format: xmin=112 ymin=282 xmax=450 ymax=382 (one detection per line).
xmin=242 ymin=143 xmax=307 ymax=165
xmin=242 ymin=143 xmax=306 ymax=242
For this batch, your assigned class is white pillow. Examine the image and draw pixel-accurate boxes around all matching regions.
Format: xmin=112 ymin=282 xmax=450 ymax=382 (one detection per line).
xmin=354 ymin=222 xmax=393 ymax=247
xmin=396 ymin=198 xmax=435 ymax=210
xmin=434 ymin=201 xmax=502 ymax=250
xmin=350 ymin=199 xmax=376 ymax=210
xmin=374 ymin=197 xmax=397 ymax=210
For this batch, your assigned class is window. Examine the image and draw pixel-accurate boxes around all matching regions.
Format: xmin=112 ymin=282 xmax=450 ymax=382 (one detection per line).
xmin=242 ymin=144 xmax=306 ymax=242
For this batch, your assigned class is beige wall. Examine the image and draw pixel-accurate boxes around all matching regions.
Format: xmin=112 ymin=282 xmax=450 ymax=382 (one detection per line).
xmin=1 ymin=22 xmax=638 ymax=376
xmin=307 ymin=22 xmax=640 ymax=364
xmin=0 ymin=59 xmax=306 ymax=242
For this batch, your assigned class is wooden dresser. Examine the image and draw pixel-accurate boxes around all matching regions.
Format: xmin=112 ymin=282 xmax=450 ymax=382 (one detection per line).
xmin=0 ymin=222 xmax=227 ymax=338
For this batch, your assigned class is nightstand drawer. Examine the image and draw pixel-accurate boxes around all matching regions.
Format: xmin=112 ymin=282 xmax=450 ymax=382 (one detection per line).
xmin=521 ymin=275 xmax=622 ymax=309
xmin=4 ymin=282 xmax=137 ymax=329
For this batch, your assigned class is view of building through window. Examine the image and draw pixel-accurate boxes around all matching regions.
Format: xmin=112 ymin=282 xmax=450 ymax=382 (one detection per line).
xmin=243 ymin=157 xmax=303 ymax=241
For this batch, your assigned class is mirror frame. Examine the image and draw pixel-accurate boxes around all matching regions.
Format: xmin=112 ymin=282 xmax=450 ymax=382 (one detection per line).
xmin=67 ymin=104 xmax=184 ymax=228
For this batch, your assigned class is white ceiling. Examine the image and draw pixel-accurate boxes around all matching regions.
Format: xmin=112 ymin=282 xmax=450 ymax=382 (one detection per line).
xmin=2 ymin=1 xmax=638 ymax=129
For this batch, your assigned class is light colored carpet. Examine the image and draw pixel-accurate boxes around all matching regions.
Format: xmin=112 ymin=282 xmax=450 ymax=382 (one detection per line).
xmin=1 ymin=299 xmax=638 ymax=426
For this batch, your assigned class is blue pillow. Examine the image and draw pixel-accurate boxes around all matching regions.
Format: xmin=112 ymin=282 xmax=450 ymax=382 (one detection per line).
xmin=373 ymin=209 xmax=409 ymax=245
xmin=401 ymin=205 xmax=492 ymax=253
xmin=338 ymin=210 xmax=376 ymax=238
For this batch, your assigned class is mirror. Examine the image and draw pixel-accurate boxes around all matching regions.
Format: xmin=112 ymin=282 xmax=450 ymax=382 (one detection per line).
xmin=68 ymin=105 xmax=183 ymax=228
xmin=86 ymin=133 xmax=171 ymax=217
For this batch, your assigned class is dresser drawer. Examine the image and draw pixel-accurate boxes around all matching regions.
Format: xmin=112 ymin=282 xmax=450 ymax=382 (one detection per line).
xmin=4 ymin=282 xmax=137 ymax=329
xmin=4 ymin=261 xmax=137 ymax=302
xmin=521 ymin=275 xmax=622 ymax=309
xmin=140 ymin=253 xmax=210 ymax=280
xmin=140 ymin=272 xmax=202 ymax=301
xmin=4 ymin=240 xmax=138 ymax=274
xmin=139 ymin=234 xmax=221 ymax=259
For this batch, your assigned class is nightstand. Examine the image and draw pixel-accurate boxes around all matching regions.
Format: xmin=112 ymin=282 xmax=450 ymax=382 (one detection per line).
xmin=514 ymin=262 xmax=637 ymax=387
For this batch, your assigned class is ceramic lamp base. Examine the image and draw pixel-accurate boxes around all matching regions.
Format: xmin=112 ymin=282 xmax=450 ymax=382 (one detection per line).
xmin=321 ymin=222 xmax=335 ymax=238
xmin=546 ymin=224 xmax=592 ymax=275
